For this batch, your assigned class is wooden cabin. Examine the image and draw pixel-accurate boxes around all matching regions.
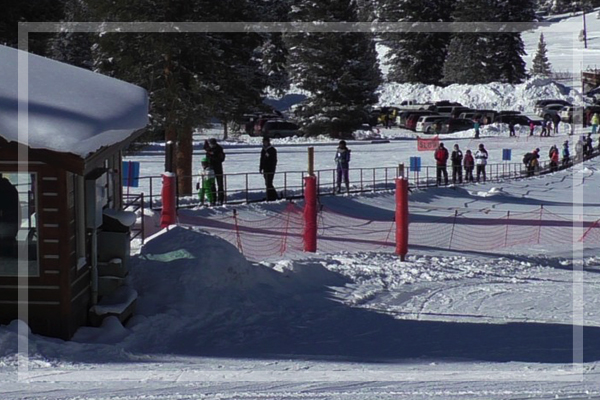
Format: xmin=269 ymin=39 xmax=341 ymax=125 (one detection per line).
xmin=0 ymin=45 xmax=148 ymax=339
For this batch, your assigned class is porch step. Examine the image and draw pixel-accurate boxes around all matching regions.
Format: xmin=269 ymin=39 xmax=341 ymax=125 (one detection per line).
xmin=89 ymin=285 xmax=137 ymax=327
xmin=98 ymin=258 xmax=127 ymax=278
xmin=98 ymin=275 xmax=126 ymax=297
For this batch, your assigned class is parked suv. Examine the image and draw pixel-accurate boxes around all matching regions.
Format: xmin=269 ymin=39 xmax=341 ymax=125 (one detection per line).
xmin=537 ymin=103 xmax=567 ymax=120
xmin=494 ymin=114 xmax=542 ymax=126
xmin=438 ymin=118 xmax=474 ymax=133
xmin=415 ymin=115 xmax=448 ymax=133
xmin=533 ymin=99 xmax=571 ymax=115
xmin=262 ymin=120 xmax=300 ymax=138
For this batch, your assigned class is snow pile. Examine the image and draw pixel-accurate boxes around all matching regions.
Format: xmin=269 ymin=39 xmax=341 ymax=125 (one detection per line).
xmin=377 ymin=77 xmax=585 ymax=112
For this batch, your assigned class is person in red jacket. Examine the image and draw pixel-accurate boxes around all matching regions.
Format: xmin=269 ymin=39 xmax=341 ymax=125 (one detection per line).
xmin=434 ymin=142 xmax=449 ymax=186
xmin=463 ymin=149 xmax=475 ymax=182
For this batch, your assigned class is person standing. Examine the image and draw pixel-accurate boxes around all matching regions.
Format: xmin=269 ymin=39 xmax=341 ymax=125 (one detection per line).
xmin=584 ymin=133 xmax=593 ymax=158
xmin=591 ymin=112 xmax=599 ymax=135
xmin=552 ymin=113 xmax=561 ymax=135
xmin=540 ymin=120 xmax=547 ymax=137
xmin=529 ymin=120 xmax=535 ymax=136
xmin=450 ymin=144 xmax=463 ymax=184
xmin=463 ymin=149 xmax=475 ymax=182
xmin=204 ymin=138 xmax=226 ymax=205
xmin=434 ymin=142 xmax=449 ymax=186
xmin=334 ymin=140 xmax=351 ymax=194
xmin=508 ymin=120 xmax=516 ymax=137
xmin=475 ymin=143 xmax=488 ymax=182
xmin=562 ymin=140 xmax=570 ymax=167
xmin=259 ymin=137 xmax=278 ymax=201
xmin=550 ymin=145 xmax=559 ymax=172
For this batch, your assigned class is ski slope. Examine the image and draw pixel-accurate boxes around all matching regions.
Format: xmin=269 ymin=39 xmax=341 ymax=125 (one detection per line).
xmin=3 ymin=9 xmax=600 ymax=400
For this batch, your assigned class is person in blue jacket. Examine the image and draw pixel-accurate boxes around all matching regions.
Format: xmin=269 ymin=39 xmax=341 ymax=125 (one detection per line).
xmin=335 ymin=140 xmax=351 ymax=194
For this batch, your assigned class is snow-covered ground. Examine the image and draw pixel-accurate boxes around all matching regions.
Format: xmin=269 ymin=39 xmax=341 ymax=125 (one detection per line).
xmin=3 ymin=10 xmax=600 ymax=400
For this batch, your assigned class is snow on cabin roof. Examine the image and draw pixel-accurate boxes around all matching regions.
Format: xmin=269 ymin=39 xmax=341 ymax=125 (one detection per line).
xmin=0 ymin=45 xmax=149 ymax=158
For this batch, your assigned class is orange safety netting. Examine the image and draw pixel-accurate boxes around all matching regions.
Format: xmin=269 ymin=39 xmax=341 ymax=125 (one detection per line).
xmin=178 ymin=203 xmax=600 ymax=261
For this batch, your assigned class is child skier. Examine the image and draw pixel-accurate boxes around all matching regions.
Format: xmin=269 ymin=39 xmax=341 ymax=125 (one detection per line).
xmin=335 ymin=140 xmax=351 ymax=193
xmin=196 ymin=157 xmax=216 ymax=206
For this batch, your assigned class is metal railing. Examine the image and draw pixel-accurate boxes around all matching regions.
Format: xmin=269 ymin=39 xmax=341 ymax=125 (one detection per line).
xmin=122 ymin=192 xmax=145 ymax=243
xmin=123 ymin=146 xmax=599 ymax=211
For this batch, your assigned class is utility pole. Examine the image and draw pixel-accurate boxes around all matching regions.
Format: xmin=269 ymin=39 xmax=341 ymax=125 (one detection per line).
xmin=583 ymin=9 xmax=588 ymax=49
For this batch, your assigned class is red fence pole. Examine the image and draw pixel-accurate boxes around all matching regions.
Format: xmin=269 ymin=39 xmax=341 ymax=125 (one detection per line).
xmin=303 ymin=175 xmax=318 ymax=252
xmin=395 ymin=176 xmax=409 ymax=260
xmin=160 ymin=172 xmax=177 ymax=228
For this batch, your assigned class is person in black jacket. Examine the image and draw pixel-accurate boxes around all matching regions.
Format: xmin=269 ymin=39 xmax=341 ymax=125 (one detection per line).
xmin=450 ymin=144 xmax=463 ymax=184
xmin=203 ymin=138 xmax=226 ymax=204
xmin=259 ymin=137 xmax=278 ymax=201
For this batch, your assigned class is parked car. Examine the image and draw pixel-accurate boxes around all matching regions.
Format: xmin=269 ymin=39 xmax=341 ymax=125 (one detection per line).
xmin=434 ymin=105 xmax=471 ymax=118
xmin=398 ymin=110 xmax=438 ymax=129
xmin=405 ymin=111 xmax=440 ymax=131
xmin=435 ymin=118 xmax=474 ymax=134
xmin=533 ymin=99 xmax=571 ymax=115
xmin=458 ymin=110 xmax=498 ymax=124
xmin=494 ymin=114 xmax=542 ymax=126
xmin=537 ymin=103 xmax=567 ymax=120
xmin=415 ymin=115 xmax=448 ymax=133
xmin=261 ymin=120 xmax=300 ymax=138
xmin=558 ymin=105 xmax=585 ymax=123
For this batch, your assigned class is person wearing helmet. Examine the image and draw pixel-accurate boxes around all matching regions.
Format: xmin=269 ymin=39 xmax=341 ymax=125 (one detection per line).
xmin=196 ymin=157 xmax=216 ymax=206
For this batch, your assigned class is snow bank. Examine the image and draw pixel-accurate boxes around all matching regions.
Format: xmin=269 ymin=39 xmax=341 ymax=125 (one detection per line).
xmin=377 ymin=78 xmax=585 ymax=112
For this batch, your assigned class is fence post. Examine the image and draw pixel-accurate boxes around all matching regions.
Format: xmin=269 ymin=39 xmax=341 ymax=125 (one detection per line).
xmin=160 ymin=172 xmax=177 ymax=228
xmin=303 ymin=175 xmax=318 ymax=252
xmin=503 ymin=210 xmax=510 ymax=248
xmin=395 ymin=164 xmax=409 ymax=261
xmin=537 ymin=205 xmax=543 ymax=244
xmin=141 ymin=193 xmax=145 ymax=244
xmin=233 ymin=209 xmax=244 ymax=254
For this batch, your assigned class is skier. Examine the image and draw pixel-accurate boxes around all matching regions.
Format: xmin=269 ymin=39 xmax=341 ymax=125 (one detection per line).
xmin=334 ymin=140 xmax=351 ymax=193
xmin=584 ymin=133 xmax=593 ymax=159
xmin=562 ymin=140 xmax=570 ymax=167
xmin=434 ymin=142 xmax=449 ymax=186
xmin=475 ymin=143 xmax=488 ymax=182
xmin=529 ymin=120 xmax=535 ymax=136
xmin=473 ymin=118 xmax=481 ymax=139
xmin=540 ymin=120 xmax=548 ymax=137
xmin=550 ymin=145 xmax=559 ymax=172
xmin=450 ymin=144 xmax=463 ymax=184
xmin=259 ymin=137 xmax=278 ymax=201
xmin=463 ymin=149 xmax=475 ymax=182
xmin=508 ymin=120 xmax=516 ymax=137
xmin=196 ymin=157 xmax=216 ymax=206
xmin=552 ymin=113 xmax=561 ymax=135
xmin=591 ymin=112 xmax=599 ymax=135
xmin=524 ymin=148 xmax=540 ymax=177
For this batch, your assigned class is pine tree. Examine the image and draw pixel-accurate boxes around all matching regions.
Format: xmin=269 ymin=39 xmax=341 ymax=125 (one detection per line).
xmin=380 ymin=0 xmax=454 ymax=85
xmin=87 ymin=0 xmax=269 ymax=195
xmin=531 ymin=33 xmax=552 ymax=77
xmin=487 ymin=0 xmax=536 ymax=84
xmin=0 ymin=1 xmax=65 ymax=56
xmin=443 ymin=0 xmax=534 ymax=84
xmin=286 ymin=0 xmax=381 ymax=138
xmin=50 ymin=0 xmax=93 ymax=70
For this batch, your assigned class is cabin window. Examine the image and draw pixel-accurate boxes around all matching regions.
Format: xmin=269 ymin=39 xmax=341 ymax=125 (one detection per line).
xmin=0 ymin=172 xmax=39 ymax=276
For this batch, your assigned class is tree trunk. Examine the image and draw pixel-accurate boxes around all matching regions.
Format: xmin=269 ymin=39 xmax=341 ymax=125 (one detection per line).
xmin=176 ymin=125 xmax=193 ymax=196
xmin=223 ymin=121 xmax=228 ymax=140
xmin=165 ymin=126 xmax=177 ymax=172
